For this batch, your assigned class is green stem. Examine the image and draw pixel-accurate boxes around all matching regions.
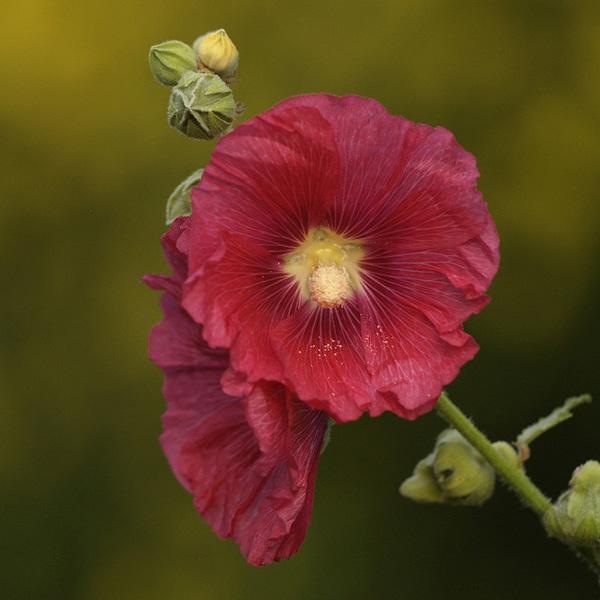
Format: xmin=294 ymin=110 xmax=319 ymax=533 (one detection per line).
xmin=436 ymin=393 xmax=551 ymax=516
xmin=436 ymin=393 xmax=600 ymax=581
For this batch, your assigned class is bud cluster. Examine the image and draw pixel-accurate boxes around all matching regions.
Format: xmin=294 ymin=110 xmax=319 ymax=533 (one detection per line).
xmin=399 ymin=429 xmax=516 ymax=507
xmin=149 ymin=29 xmax=240 ymax=140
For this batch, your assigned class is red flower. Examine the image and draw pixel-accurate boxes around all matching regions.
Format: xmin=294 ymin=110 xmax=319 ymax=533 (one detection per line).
xmin=145 ymin=218 xmax=329 ymax=566
xmin=182 ymin=94 xmax=500 ymax=422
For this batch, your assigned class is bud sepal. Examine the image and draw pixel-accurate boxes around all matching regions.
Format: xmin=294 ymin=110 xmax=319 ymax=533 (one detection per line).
xmin=165 ymin=168 xmax=203 ymax=225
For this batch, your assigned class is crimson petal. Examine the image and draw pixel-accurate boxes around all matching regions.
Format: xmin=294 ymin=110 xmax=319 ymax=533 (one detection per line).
xmin=146 ymin=219 xmax=328 ymax=565
xmin=182 ymin=94 xmax=499 ymax=421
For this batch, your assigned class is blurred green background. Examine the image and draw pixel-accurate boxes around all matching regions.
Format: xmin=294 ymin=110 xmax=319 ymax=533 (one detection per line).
xmin=2 ymin=1 xmax=600 ymax=598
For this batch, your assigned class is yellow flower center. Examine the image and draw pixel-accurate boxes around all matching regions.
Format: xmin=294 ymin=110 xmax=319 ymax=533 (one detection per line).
xmin=283 ymin=227 xmax=364 ymax=309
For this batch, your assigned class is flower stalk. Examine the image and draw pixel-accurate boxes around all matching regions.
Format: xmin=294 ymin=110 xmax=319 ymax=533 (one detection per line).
xmin=436 ymin=392 xmax=551 ymax=516
xmin=436 ymin=392 xmax=600 ymax=581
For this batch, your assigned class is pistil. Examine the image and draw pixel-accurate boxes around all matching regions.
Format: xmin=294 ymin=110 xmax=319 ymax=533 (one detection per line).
xmin=283 ymin=227 xmax=364 ymax=309
xmin=308 ymin=263 xmax=351 ymax=308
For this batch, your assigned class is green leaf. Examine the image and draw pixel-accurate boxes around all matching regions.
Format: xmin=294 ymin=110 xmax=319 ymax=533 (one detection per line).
xmin=165 ymin=168 xmax=203 ymax=225
xmin=516 ymin=394 xmax=592 ymax=446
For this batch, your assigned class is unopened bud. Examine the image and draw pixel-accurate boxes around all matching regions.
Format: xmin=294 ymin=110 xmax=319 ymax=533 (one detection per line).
xmin=399 ymin=454 xmax=445 ymax=504
xmin=149 ymin=40 xmax=196 ymax=86
xmin=433 ymin=429 xmax=495 ymax=506
xmin=194 ymin=29 xmax=239 ymax=77
xmin=492 ymin=441 xmax=521 ymax=469
xmin=167 ymin=71 xmax=236 ymax=140
xmin=400 ymin=429 xmax=495 ymax=507
xmin=543 ymin=461 xmax=600 ymax=548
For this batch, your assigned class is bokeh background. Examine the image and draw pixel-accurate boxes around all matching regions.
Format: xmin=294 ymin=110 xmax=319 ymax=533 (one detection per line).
xmin=2 ymin=1 xmax=600 ymax=598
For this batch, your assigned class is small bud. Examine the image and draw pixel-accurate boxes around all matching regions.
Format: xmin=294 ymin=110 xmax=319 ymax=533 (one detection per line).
xmin=165 ymin=168 xmax=203 ymax=225
xmin=167 ymin=71 xmax=236 ymax=140
xmin=193 ymin=29 xmax=239 ymax=77
xmin=400 ymin=429 xmax=495 ymax=507
xmin=492 ymin=441 xmax=521 ymax=469
xmin=543 ymin=461 xmax=600 ymax=548
xmin=149 ymin=40 xmax=196 ymax=86
xmin=433 ymin=430 xmax=495 ymax=506
xmin=399 ymin=454 xmax=445 ymax=504
xmin=571 ymin=461 xmax=600 ymax=490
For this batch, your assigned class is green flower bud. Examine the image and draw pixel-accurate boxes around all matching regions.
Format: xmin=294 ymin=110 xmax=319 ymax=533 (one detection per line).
xmin=433 ymin=429 xmax=496 ymax=506
xmin=399 ymin=454 xmax=445 ymax=504
xmin=544 ymin=461 xmax=600 ymax=548
xmin=165 ymin=168 xmax=203 ymax=225
xmin=167 ymin=71 xmax=236 ymax=140
xmin=193 ymin=29 xmax=239 ymax=77
xmin=492 ymin=441 xmax=521 ymax=469
xmin=400 ymin=429 xmax=495 ymax=507
xmin=571 ymin=461 xmax=600 ymax=490
xmin=149 ymin=40 xmax=196 ymax=86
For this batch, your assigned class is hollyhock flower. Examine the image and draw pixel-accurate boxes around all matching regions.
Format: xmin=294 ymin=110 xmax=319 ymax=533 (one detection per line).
xmin=145 ymin=217 xmax=329 ymax=566
xmin=182 ymin=93 xmax=500 ymax=422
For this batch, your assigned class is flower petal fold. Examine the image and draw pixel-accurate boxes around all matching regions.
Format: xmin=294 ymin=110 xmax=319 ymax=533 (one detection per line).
xmin=146 ymin=218 xmax=328 ymax=565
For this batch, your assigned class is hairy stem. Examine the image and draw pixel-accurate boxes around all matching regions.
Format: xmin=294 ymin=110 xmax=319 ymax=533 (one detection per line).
xmin=436 ymin=393 xmax=551 ymax=516
xmin=436 ymin=393 xmax=600 ymax=581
